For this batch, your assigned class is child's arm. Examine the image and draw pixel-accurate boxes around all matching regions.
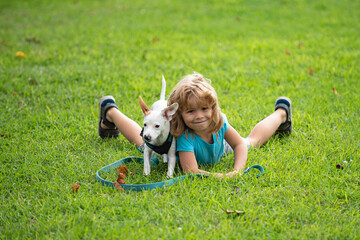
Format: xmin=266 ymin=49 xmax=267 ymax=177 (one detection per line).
xmin=224 ymin=125 xmax=248 ymax=177
xmin=178 ymin=151 xmax=225 ymax=178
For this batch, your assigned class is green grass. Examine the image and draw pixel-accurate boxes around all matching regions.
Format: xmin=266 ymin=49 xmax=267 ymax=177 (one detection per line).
xmin=1 ymin=0 xmax=359 ymax=239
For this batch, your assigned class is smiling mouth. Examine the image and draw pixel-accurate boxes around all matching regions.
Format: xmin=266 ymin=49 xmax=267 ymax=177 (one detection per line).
xmin=194 ymin=120 xmax=207 ymax=124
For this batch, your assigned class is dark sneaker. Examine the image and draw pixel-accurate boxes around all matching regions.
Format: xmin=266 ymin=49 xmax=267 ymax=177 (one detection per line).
xmin=275 ymin=97 xmax=292 ymax=135
xmin=98 ymin=96 xmax=120 ymax=139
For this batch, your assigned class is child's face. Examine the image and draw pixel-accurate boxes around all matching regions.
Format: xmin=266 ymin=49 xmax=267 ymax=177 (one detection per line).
xmin=181 ymin=100 xmax=213 ymax=135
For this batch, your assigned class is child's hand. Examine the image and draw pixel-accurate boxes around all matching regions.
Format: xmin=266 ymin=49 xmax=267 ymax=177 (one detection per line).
xmin=225 ymin=170 xmax=241 ymax=178
xmin=212 ymin=171 xmax=241 ymax=178
xmin=212 ymin=173 xmax=225 ymax=178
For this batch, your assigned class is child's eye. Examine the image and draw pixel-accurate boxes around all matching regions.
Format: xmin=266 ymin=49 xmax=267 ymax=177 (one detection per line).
xmin=202 ymin=107 xmax=208 ymax=111
xmin=186 ymin=110 xmax=194 ymax=114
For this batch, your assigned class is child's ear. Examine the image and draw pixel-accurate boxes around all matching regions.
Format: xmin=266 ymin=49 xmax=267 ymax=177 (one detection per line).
xmin=162 ymin=103 xmax=179 ymax=120
xmin=139 ymin=96 xmax=151 ymax=116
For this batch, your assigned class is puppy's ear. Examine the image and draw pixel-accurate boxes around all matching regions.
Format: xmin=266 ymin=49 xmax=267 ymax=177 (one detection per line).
xmin=162 ymin=103 xmax=179 ymax=121
xmin=139 ymin=96 xmax=151 ymax=116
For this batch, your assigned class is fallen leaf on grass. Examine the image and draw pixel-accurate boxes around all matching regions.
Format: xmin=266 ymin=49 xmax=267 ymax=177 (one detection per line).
xmin=336 ymin=164 xmax=344 ymax=170
xmin=306 ymin=68 xmax=314 ymax=75
xmin=152 ymin=37 xmax=159 ymax=43
xmin=117 ymin=165 xmax=129 ymax=176
xmin=113 ymin=181 xmax=124 ymax=191
xmin=15 ymin=51 xmax=26 ymax=58
xmin=285 ymin=49 xmax=291 ymax=55
xmin=115 ymin=166 xmax=128 ymax=185
xmin=117 ymin=179 xmax=126 ymax=184
xmin=71 ymin=183 xmax=80 ymax=192
xmin=298 ymin=42 xmax=304 ymax=48
xmin=225 ymin=209 xmax=245 ymax=215
xmin=116 ymin=173 xmax=126 ymax=184
xmin=332 ymin=87 xmax=339 ymax=95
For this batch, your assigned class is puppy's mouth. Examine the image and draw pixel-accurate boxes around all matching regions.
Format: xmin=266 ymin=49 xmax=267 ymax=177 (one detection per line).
xmin=144 ymin=133 xmax=167 ymax=145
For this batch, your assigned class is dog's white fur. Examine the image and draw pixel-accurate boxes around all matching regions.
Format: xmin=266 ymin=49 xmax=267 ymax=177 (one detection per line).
xmin=139 ymin=76 xmax=178 ymax=178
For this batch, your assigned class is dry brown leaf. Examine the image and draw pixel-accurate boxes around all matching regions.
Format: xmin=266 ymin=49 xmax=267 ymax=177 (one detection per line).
xmin=71 ymin=183 xmax=80 ymax=192
xmin=285 ymin=49 xmax=291 ymax=55
xmin=117 ymin=178 xmax=126 ymax=184
xmin=306 ymin=68 xmax=314 ymax=75
xmin=117 ymin=165 xmax=129 ymax=176
xmin=298 ymin=42 xmax=304 ymax=48
xmin=116 ymin=173 xmax=126 ymax=184
xmin=114 ymin=181 xmax=124 ymax=191
xmin=332 ymin=87 xmax=339 ymax=95
xmin=152 ymin=37 xmax=159 ymax=43
xmin=116 ymin=166 xmax=127 ymax=184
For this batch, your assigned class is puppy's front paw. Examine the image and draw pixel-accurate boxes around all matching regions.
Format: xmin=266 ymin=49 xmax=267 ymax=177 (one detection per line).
xmin=166 ymin=171 xmax=173 ymax=178
xmin=143 ymin=164 xmax=151 ymax=175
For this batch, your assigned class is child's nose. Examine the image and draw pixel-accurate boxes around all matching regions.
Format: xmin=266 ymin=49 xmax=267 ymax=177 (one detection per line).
xmin=194 ymin=111 xmax=203 ymax=118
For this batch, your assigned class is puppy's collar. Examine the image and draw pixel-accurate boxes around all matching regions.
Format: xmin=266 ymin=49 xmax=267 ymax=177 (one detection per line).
xmin=140 ymin=128 xmax=173 ymax=155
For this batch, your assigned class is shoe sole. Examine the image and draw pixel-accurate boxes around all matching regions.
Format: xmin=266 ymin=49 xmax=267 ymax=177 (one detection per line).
xmin=275 ymin=96 xmax=292 ymax=135
xmin=98 ymin=96 xmax=119 ymax=139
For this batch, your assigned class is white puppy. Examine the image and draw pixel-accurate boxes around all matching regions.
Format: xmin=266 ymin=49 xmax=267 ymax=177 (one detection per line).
xmin=139 ymin=76 xmax=179 ymax=178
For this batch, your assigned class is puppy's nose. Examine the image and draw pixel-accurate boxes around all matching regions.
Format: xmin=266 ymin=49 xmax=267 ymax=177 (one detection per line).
xmin=144 ymin=135 xmax=151 ymax=142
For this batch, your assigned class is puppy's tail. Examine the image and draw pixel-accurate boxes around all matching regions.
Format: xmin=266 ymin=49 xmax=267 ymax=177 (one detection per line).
xmin=160 ymin=75 xmax=166 ymax=101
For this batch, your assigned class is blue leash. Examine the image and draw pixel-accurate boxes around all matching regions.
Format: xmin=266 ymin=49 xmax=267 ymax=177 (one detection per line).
xmin=96 ymin=156 xmax=264 ymax=191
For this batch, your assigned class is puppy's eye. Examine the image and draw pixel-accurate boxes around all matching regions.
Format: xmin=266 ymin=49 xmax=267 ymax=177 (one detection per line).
xmin=144 ymin=123 xmax=147 ymax=127
xmin=155 ymin=125 xmax=160 ymax=128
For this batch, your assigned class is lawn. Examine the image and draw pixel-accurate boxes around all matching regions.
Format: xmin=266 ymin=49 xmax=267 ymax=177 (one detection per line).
xmin=1 ymin=0 xmax=359 ymax=239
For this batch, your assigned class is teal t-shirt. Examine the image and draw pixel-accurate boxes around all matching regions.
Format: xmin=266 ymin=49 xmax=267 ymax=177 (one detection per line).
xmin=176 ymin=113 xmax=228 ymax=164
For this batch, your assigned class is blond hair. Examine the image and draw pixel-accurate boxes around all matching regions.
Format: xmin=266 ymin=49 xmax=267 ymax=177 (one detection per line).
xmin=168 ymin=73 xmax=223 ymax=137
